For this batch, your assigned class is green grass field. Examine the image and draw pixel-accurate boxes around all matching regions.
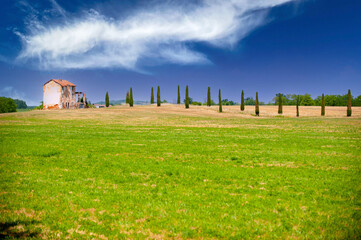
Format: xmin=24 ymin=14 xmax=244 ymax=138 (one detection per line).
xmin=1 ymin=106 xmax=360 ymax=239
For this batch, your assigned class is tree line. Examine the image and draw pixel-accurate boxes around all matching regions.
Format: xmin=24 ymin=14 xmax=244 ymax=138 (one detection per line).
xmin=0 ymin=97 xmax=28 ymax=113
xmin=104 ymin=86 xmax=356 ymax=117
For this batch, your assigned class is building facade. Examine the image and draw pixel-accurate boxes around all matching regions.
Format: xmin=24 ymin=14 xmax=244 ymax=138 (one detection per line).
xmin=43 ymin=79 xmax=85 ymax=109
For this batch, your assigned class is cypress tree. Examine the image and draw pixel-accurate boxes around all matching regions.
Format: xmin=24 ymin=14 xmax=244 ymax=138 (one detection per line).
xmin=157 ymin=86 xmax=161 ymax=107
xmin=218 ymin=89 xmax=222 ymax=112
xmin=177 ymin=85 xmax=181 ymax=104
xmin=126 ymin=91 xmax=129 ymax=104
xmin=207 ymin=87 xmax=211 ymax=106
xmin=185 ymin=85 xmax=189 ymax=109
xmin=151 ymin=87 xmax=154 ymax=104
xmin=255 ymin=92 xmax=259 ymax=116
xmin=296 ymin=95 xmax=300 ymax=117
xmin=105 ymin=91 xmax=109 ymax=107
xmin=241 ymin=90 xmax=245 ymax=111
xmin=347 ymin=89 xmax=352 ymax=117
xmin=278 ymin=93 xmax=283 ymax=114
xmin=321 ymin=93 xmax=325 ymax=116
xmin=129 ymin=88 xmax=133 ymax=107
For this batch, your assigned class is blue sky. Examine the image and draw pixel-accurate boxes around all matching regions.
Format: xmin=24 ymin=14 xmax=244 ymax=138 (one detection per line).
xmin=0 ymin=0 xmax=360 ymax=105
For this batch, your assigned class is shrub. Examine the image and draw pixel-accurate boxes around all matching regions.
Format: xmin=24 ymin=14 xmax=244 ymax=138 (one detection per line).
xmin=151 ymin=87 xmax=154 ymax=104
xmin=105 ymin=92 xmax=109 ymax=107
xmin=0 ymin=97 xmax=17 ymax=113
xmin=157 ymin=86 xmax=161 ymax=107
xmin=241 ymin=90 xmax=244 ymax=111
xmin=255 ymin=92 xmax=259 ymax=116
xmin=185 ymin=85 xmax=189 ymax=109
xmin=347 ymin=89 xmax=352 ymax=117
xmin=129 ymin=88 xmax=133 ymax=107
xmin=321 ymin=93 xmax=325 ymax=116
xmin=177 ymin=85 xmax=181 ymax=104
xmin=218 ymin=89 xmax=222 ymax=113
xmin=191 ymin=101 xmax=202 ymax=106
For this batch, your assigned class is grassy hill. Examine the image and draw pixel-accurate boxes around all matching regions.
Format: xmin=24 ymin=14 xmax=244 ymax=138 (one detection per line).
xmin=0 ymin=105 xmax=360 ymax=239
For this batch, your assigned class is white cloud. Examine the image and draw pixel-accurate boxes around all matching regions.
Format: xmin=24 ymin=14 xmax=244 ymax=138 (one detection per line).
xmin=17 ymin=0 xmax=296 ymax=71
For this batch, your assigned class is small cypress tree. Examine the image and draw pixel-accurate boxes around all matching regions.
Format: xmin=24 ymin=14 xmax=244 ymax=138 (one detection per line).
xmin=105 ymin=91 xmax=109 ymax=107
xmin=177 ymin=85 xmax=181 ymax=104
xmin=218 ymin=89 xmax=222 ymax=112
xmin=157 ymin=86 xmax=161 ymax=107
xmin=185 ymin=85 xmax=189 ymax=109
xmin=129 ymin=88 xmax=133 ymax=107
xmin=151 ymin=87 xmax=154 ymax=104
xmin=321 ymin=93 xmax=325 ymax=116
xmin=296 ymin=95 xmax=300 ymax=117
xmin=347 ymin=89 xmax=352 ymax=117
xmin=255 ymin=92 xmax=259 ymax=116
xmin=278 ymin=93 xmax=283 ymax=114
xmin=241 ymin=90 xmax=245 ymax=111
xmin=207 ymin=87 xmax=211 ymax=107
xmin=126 ymin=91 xmax=129 ymax=104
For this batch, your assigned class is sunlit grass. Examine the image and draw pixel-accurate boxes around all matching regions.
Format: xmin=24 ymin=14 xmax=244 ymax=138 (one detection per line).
xmin=0 ymin=106 xmax=360 ymax=239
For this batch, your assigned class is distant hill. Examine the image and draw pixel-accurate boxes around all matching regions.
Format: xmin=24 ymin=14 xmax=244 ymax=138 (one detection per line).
xmin=94 ymin=99 xmax=150 ymax=105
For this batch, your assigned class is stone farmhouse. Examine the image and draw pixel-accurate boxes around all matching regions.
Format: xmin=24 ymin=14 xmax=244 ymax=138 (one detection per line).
xmin=43 ymin=79 xmax=86 ymax=109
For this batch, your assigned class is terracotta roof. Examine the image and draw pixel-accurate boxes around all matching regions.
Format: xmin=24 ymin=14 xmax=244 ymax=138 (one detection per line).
xmin=44 ymin=79 xmax=76 ymax=87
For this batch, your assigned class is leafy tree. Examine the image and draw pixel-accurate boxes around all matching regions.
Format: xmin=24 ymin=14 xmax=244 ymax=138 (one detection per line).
xmin=157 ymin=86 xmax=161 ymax=107
xmin=0 ymin=97 xmax=17 ymax=113
xmin=241 ymin=90 xmax=245 ymax=111
xmin=218 ymin=89 xmax=222 ymax=113
xmin=177 ymin=85 xmax=181 ymax=104
xmin=13 ymin=99 xmax=27 ymax=109
xmin=321 ymin=93 xmax=325 ymax=116
xmin=185 ymin=85 xmax=189 ymax=109
xmin=151 ymin=87 xmax=154 ymax=104
xmin=347 ymin=89 xmax=352 ymax=117
xmin=353 ymin=95 xmax=361 ymax=106
xmin=191 ymin=101 xmax=202 ymax=106
xmin=255 ymin=92 xmax=259 ymax=116
xmin=129 ymin=88 xmax=133 ymax=107
xmin=300 ymin=94 xmax=315 ymax=106
xmin=244 ymin=97 xmax=255 ymax=105
xmin=126 ymin=91 xmax=129 ymax=104
xmin=296 ymin=95 xmax=300 ymax=117
xmin=221 ymin=99 xmax=237 ymax=105
xmin=278 ymin=93 xmax=283 ymax=114
xmin=207 ymin=87 xmax=211 ymax=107
xmin=105 ymin=92 xmax=109 ymax=107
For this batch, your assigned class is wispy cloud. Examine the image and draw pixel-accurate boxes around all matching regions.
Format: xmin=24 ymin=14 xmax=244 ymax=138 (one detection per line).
xmin=17 ymin=0 xmax=296 ymax=71
xmin=48 ymin=0 xmax=66 ymax=17
xmin=0 ymin=86 xmax=39 ymax=106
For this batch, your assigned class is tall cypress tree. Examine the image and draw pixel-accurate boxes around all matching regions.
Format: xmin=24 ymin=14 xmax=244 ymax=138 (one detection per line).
xmin=207 ymin=87 xmax=211 ymax=106
xmin=129 ymin=88 xmax=133 ymax=107
xmin=296 ymin=95 xmax=300 ymax=117
xmin=126 ymin=91 xmax=129 ymax=104
xmin=218 ymin=89 xmax=222 ymax=112
xmin=278 ymin=93 xmax=283 ymax=114
xmin=157 ymin=86 xmax=161 ymax=107
xmin=321 ymin=93 xmax=325 ymax=116
xmin=177 ymin=85 xmax=181 ymax=104
xmin=347 ymin=89 xmax=352 ymax=117
xmin=151 ymin=87 xmax=154 ymax=104
xmin=185 ymin=85 xmax=189 ymax=109
xmin=105 ymin=91 xmax=109 ymax=107
xmin=241 ymin=90 xmax=245 ymax=111
xmin=255 ymin=92 xmax=259 ymax=116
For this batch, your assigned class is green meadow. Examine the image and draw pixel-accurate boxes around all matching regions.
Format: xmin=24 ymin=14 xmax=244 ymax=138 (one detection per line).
xmin=0 ymin=106 xmax=360 ymax=239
